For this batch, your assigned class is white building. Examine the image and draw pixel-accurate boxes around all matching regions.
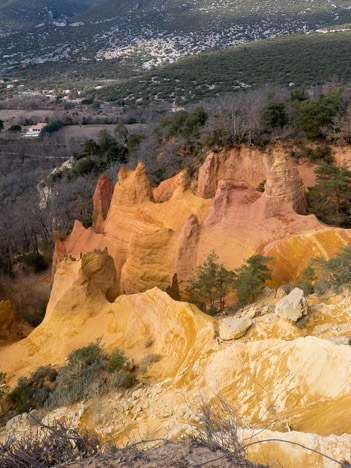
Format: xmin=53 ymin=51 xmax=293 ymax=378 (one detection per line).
xmin=23 ymin=122 xmax=46 ymax=138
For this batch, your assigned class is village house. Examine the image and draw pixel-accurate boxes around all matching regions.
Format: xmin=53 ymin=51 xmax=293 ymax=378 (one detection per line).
xmin=23 ymin=122 xmax=46 ymax=138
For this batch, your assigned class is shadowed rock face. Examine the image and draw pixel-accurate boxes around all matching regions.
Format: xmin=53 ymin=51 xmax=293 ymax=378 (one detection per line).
xmin=0 ymin=300 xmax=16 ymax=341
xmin=53 ymin=149 xmax=351 ymax=294
xmin=93 ymin=175 xmax=112 ymax=232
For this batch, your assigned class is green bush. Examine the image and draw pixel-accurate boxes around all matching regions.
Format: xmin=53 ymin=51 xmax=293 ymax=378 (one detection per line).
xmin=8 ymin=125 xmax=21 ymax=132
xmin=313 ymin=245 xmax=351 ymax=293
xmin=140 ymin=354 xmax=161 ymax=374
xmin=256 ymin=180 xmax=266 ymax=192
xmin=71 ymin=158 xmax=97 ymax=177
xmin=40 ymin=120 xmax=63 ymax=136
xmin=307 ymin=163 xmax=351 ymax=228
xmin=110 ymin=369 xmax=137 ymax=389
xmin=67 ymin=338 xmax=106 ymax=368
xmin=8 ymin=365 xmax=57 ymax=413
xmin=108 ymin=348 xmax=126 ymax=373
xmin=261 ymin=101 xmax=287 ymax=130
xmin=126 ymin=133 xmax=144 ymax=152
xmin=22 ymin=253 xmax=48 ymax=272
xmin=305 ymin=145 xmax=332 ymax=163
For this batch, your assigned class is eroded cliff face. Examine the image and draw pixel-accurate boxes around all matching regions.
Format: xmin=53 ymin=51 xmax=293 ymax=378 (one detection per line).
xmin=55 ymin=147 xmax=351 ymax=295
xmin=2 ymin=251 xmax=351 ymax=467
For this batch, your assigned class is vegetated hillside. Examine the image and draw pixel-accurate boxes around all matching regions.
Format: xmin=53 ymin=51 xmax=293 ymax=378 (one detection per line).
xmin=1 ymin=0 xmax=351 ymax=75
xmin=96 ymin=29 xmax=351 ymax=104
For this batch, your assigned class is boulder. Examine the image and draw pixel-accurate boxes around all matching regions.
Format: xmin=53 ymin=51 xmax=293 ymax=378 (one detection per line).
xmin=329 ymin=336 xmax=351 ymax=346
xmin=275 ymin=288 xmax=308 ymax=322
xmin=219 ymin=317 xmax=252 ymax=340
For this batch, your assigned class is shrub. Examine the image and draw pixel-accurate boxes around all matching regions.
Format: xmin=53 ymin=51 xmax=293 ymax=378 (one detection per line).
xmin=22 ymin=253 xmax=48 ymax=272
xmin=81 ymin=97 xmax=94 ymax=105
xmin=110 ymin=369 xmax=137 ymax=389
xmin=45 ymin=339 xmax=108 ymax=409
xmin=312 ymin=245 xmax=351 ymax=293
xmin=40 ymin=120 xmax=63 ymax=136
xmin=144 ymin=338 xmax=153 ymax=348
xmin=8 ymin=125 xmax=21 ymax=132
xmin=126 ymin=133 xmax=144 ymax=152
xmin=67 ymin=338 xmax=106 ymax=368
xmin=305 ymin=145 xmax=332 ymax=163
xmin=256 ymin=180 xmax=266 ymax=192
xmin=108 ymin=348 xmax=126 ymax=373
xmin=8 ymin=366 xmax=56 ymax=413
xmin=140 ymin=354 xmax=161 ymax=373
xmin=261 ymin=101 xmax=287 ymax=130
xmin=71 ymin=158 xmax=97 ymax=177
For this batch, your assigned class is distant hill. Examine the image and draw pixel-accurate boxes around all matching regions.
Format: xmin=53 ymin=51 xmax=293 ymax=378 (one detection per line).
xmin=95 ymin=28 xmax=351 ymax=105
xmin=1 ymin=0 xmax=351 ymax=73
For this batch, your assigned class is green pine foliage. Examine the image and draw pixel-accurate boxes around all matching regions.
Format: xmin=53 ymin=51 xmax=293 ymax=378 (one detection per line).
xmin=295 ymin=245 xmax=351 ymax=295
xmin=234 ymin=255 xmax=273 ymax=307
xmin=161 ymin=106 xmax=208 ymax=140
xmin=186 ymin=251 xmax=236 ymax=315
xmin=261 ymin=101 xmax=287 ymax=130
xmin=292 ymin=90 xmax=341 ymax=137
xmin=186 ymin=251 xmax=273 ymax=313
xmin=295 ymin=264 xmax=317 ymax=295
xmin=307 ymin=163 xmax=351 ymax=227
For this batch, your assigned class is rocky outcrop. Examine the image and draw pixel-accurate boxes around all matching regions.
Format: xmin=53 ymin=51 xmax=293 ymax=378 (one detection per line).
xmin=275 ymin=287 xmax=308 ymax=322
xmin=92 ymin=175 xmax=112 ymax=232
xmin=53 ymin=150 xmax=351 ymax=293
xmin=263 ymin=156 xmax=307 ymax=217
xmin=219 ymin=316 xmax=252 ymax=340
xmin=196 ymin=147 xmax=273 ymax=198
xmin=152 ymin=173 xmax=183 ymax=202
xmin=0 ymin=300 xmax=16 ymax=340
xmin=3 ymin=262 xmax=351 ymax=466
xmin=175 ymin=214 xmax=200 ymax=287
xmin=114 ymin=162 xmax=155 ymax=206
xmin=196 ymin=145 xmax=317 ymax=199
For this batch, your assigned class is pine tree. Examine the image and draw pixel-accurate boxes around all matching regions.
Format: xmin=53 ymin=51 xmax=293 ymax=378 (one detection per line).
xmin=307 ymin=163 xmax=351 ymax=227
xmin=295 ymin=264 xmax=316 ymax=295
xmin=234 ymin=255 xmax=273 ymax=307
xmin=185 ymin=251 xmax=235 ymax=315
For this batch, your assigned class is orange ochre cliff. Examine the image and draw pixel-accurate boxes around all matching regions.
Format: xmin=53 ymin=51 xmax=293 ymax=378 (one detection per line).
xmin=54 ymin=146 xmax=351 ymax=294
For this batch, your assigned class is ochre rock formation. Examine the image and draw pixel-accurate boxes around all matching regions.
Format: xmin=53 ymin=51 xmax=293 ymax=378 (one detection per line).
xmin=0 ymin=250 xmax=215 ymax=382
xmin=92 ymin=175 xmax=112 ymax=232
xmin=53 ymin=151 xmax=351 ymax=294
xmin=0 ymin=300 xmax=16 ymax=341
xmin=196 ymin=145 xmax=317 ymax=198
xmin=2 ymin=253 xmax=351 ymax=466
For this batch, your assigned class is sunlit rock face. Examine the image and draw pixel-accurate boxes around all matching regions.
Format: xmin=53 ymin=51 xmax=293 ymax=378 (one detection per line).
xmin=53 ymin=150 xmax=351 ymax=295
xmin=2 ymin=251 xmax=351 ymax=466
